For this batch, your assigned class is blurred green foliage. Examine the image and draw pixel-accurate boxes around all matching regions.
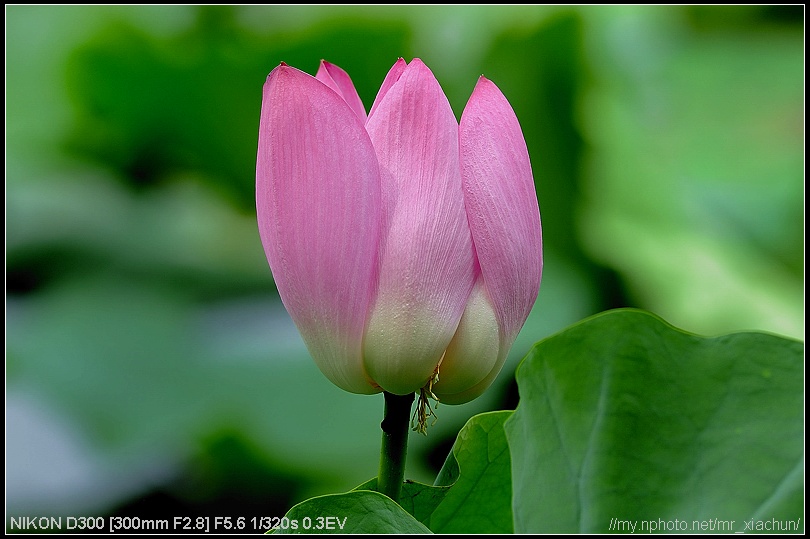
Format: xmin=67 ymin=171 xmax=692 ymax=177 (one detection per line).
xmin=5 ymin=4 xmax=803 ymax=521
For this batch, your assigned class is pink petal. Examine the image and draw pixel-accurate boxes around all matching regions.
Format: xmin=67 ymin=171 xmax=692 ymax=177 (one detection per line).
xmin=257 ymin=63 xmax=381 ymax=395
xmin=367 ymin=58 xmax=407 ymax=124
xmin=459 ymin=75 xmax=543 ymax=346
xmin=362 ymin=58 xmax=476 ymax=395
xmin=315 ymin=60 xmax=368 ymax=123
xmin=442 ymin=76 xmax=542 ymax=403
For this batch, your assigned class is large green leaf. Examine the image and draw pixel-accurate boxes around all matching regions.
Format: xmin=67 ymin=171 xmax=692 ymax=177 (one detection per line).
xmin=430 ymin=411 xmax=513 ymax=533
xmin=272 ymin=491 xmax=430 ymax=534
xmin=505 ymin=309 xmax=804 ymax=533
xmin=352 ymin=478 xmax=451 ymax=527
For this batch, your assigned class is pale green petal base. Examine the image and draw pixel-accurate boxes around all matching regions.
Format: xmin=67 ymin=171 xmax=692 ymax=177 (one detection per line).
xmin=363 ymin=299 xmax=456 ymax=395
xmin=433 ymin=282 xmax=500 ymax=397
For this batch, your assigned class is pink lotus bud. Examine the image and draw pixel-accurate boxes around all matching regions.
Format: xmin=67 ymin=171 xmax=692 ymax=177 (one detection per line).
xmin=256 ymin=59 xmax=541 ymax=404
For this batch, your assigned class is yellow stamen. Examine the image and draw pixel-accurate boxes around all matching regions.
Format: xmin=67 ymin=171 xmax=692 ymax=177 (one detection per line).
xmin=411 ymin=364 xmax=441 ymax=435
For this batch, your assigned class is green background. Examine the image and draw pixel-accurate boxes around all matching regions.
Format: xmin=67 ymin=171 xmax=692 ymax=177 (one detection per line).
xmin=6 ymin=5 xmax=803 ymax=523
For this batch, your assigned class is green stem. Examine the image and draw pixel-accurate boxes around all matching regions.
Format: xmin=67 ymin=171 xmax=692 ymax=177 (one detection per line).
xmin=377 ymin=391 xmax=415 ymax=504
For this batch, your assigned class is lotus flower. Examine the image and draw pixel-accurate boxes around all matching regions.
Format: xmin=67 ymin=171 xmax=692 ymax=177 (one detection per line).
xmin=256 ymin=58 xmax=542 ymax=405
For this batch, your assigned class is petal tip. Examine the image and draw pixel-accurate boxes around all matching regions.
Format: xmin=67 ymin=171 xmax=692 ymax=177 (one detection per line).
xmin=404 ymin=58 xmax=430 ymax=73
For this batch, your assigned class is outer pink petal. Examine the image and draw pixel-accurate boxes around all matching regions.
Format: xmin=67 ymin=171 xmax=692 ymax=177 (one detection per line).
xmin=460 ymin=75 xmax=542 ymax=343
xmin=257 ymin=64 xmax=381 ymax=395
xmin=367 ymin=58 xmax=407 ymax=123
xmin=444 ymin=76 xmax=543 ymax=403
xmin=363 ymin=59 xmax=476 ymax=395
xmin=315 ymin=60 xmax=368 ymax=123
